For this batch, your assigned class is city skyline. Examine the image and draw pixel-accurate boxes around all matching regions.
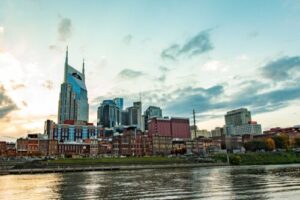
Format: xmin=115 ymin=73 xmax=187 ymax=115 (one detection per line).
xmin=1 ymin=0 xmax=300 ymax=140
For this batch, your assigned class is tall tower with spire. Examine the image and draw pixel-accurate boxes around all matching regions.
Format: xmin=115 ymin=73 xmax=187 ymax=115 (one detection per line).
xmin=58 ymin=47 xmax=89 ymax=124
xmin=64 ymin=46 xmax=68 ymax=83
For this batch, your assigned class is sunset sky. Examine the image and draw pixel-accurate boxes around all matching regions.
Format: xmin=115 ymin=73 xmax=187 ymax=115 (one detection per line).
xmin=1 ymin=0 xmax=300 ymax=141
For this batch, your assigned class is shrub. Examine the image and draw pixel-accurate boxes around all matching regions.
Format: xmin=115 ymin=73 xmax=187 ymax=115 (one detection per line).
xmin=230 ymin=155 xmax=241 ymax=165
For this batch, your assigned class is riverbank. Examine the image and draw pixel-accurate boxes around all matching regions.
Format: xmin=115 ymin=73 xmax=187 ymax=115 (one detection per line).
xmin=0 ymin=162 xmax=227 ymax=175
xmin=2 ymin=152 xmax=300 ymax=175
xmin=213 ymin=151 xmax=300 ymax=165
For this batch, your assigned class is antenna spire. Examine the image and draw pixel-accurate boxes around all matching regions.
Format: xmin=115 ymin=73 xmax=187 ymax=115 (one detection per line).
xmin=82 ymin=58 xmax=85 ymax=75
xmin=64 ymin=46 xmax=69 ymax=82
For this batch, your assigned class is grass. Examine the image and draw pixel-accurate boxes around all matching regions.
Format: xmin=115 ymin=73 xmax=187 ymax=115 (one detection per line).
xmin=47 ymin=156 xmax=187 ymax=166
xmin=213 ymin=152 xmax=300 ymax=165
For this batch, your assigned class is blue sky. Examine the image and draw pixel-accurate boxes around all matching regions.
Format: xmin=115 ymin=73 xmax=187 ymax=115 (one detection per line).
xmin=0 ymin=0 xmax=300 ymax=140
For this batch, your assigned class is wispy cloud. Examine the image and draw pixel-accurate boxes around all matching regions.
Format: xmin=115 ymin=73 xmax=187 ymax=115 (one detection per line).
xmin=10 ymin=82 xmax=26 ymax=90
xmin=58 ymin=17 xmax=72 ymax=41
xmin=42 ymin=80 xmax=54 ymax=90
xmin=117 ymin=69 xmax=145 ymax=79
xmin=161 ymin=29 xmax=213 ymax=61
xmin=123 ymin=34 xmax=133 ymax=45
xmin=262 ymin=56 xmax=300 ymax=80
xmin=0 ymin=84 xmax=18 ymax=118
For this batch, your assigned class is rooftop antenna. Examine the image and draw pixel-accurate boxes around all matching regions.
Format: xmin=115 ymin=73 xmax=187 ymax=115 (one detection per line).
xmin=193 ymin=109 xmax=197 ymax=139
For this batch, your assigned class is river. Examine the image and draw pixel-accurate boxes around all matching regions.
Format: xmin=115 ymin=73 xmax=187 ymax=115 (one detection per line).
xmin=1 ymin=164 xmax=300 ymax=199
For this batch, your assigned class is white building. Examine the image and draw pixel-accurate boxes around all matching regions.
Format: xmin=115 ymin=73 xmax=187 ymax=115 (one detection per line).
xmin=224 ymin=123 xmax=262 ymax=136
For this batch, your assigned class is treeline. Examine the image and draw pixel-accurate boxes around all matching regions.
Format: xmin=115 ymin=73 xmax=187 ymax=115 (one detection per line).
xmin=245 ymin=134 xmax=300 ymax=152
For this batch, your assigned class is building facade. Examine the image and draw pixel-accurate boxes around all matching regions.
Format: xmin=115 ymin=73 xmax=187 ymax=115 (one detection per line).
xmin=97 ymin=100 xmax=121 ymax=128
xmin=45 ymin=120 xmax=101 ymax=143
xmin=127 ymin=101 xmax=142 ymax=129
xmin=148 ymin=117 xmax=190 ymax=139
xmin=225 ymin=108 xmax=251 ymax=126
xmin=144 ymin=106 xmax=162 ymax=131
xmin=58 ymin=48 xmax=89 ymax=124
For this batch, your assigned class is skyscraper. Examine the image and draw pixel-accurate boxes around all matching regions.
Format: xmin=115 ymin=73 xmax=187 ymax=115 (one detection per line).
xmin=97 ymin=100 xmax=120 ymax=128
xmin=113 ymin=98 xmax=124 ymax=111
xmin=58 ymin=47 xmax=89 ymax=124
xmin=144 ymin=106 xmax=162 ymax=130
xmin=127 ymin=101 xmax=142 ymax=129
xmin=224 ymin=108 xmax=262 ymax=136
xmin=225 ymin=108 xmax=251 ymax=126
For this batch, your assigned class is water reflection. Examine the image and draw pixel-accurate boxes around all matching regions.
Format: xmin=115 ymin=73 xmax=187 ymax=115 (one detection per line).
xmin=1 ymin=165 xmax=300 ymax=199
xmin=0 ymin=173 xmax=62 ymax=200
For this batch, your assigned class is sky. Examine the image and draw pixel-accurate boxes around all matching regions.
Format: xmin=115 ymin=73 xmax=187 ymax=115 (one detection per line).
xmin=0 ymin=0 xmax=300 ymax=141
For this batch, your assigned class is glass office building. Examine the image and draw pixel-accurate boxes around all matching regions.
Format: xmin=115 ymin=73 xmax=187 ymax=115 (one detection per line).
xmin=58 ymin=48 xmax=89 ymax=123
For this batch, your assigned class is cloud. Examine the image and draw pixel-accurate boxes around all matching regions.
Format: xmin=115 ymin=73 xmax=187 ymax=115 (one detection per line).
xmin=22 ymin=101 xmax=28 ymax=107
xmin=165 ymin=85 xmax=224 ymax=115
xmin=42 ymin=80 xmax=54 ymax=90
xmin=248 ymin=31 xmax=259 ymax=39
xmin=0 ymin=84 xmax=18 ymax=118
xmin=11 ymin=83 xmax=26 ymax=90
xmin=117 ymin=69 xmax=145 ymax=79
xmin=0 ymin=26 xmax=4 ymax=33
xmin=164 ymin=80 xmax=300 ymax=119
xmin=123 ymin=34 xmax=133 ymax=45
xmin=161 ymin=30 xmax=213 ymax=61
xmin=236 ymin=54 xmax=249 ymax=61
xmin=49 ymin=45 xmax=63 ymax=52
xmin=161 ymin=44 xmax=180 ymax=61
xmin=262 ymin=56 xmax=300 ymax=80
xmin=58 ymin=17 xmax=72 ymax=41
xmin=157 ymin=66 xmax=170 ymax=82
xmin=203 ymin=60 xmax=227 ymax=72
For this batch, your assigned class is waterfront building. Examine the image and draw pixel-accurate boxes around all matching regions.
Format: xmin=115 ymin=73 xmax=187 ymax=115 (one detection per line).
xmin=148 ymin=117 xmax=190 ymax=139
xmin=45 ymin=120 xmax=101 ymax=143
xmin=114 ymin=97 xmax=124 ymax=111
xmin=224 ymin=108 xmax=262 ymax=136
xmin=58 ymin=142 xmax=90 ymax=157
xmin=211 ymin=127 xmax=224 ymax=138
xmin=225 ymin=108 xmax=251 ymax=127
xmin=97 ymin=100 xmax=121 ymax=128
xmin=58 ymin=47 xmax=89 ymax=124
xmin=144 ymin=106 xmax=162 ymax=131
xmin=0 ymin=141 xmax=6 ymax=156
xmin=225 ymin=136 xmax=243 ymax=152
xmin=224 ymin=121 xmax=262 ymax=136
xmin=151 ymin=135 xmax=172 ymax=155
xmin=121 ymin=110 xmax=129 ymax=126
xmin=127 ymin=101 xmax=142 ymax=129
xmin=190 ymin=126 xmax=211 ymax=139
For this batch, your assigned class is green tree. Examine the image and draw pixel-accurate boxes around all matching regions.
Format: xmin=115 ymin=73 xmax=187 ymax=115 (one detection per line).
xmin=244 ymin=140 xmax=266 ymax=152
xmin=230 ymin=155 xmax=241 ymax=165
xmin=273 ymin=134 xmax=289 ymax=150
xmin=265 ymin=138 xmax=275 ymax=151
xmin=294 ymin=138 xmax=300 ymax=148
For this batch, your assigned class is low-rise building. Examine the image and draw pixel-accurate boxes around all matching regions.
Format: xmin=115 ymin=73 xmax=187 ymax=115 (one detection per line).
xmin=0 ymin=141 xmax=6 ymax=156
xmin=148 ymin=117 xmax=190 ymax=139
xmin=151 ymin=134 xmax=172 ymax=156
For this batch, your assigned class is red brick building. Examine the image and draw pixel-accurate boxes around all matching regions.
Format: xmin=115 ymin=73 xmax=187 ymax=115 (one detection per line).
xmin=148 ymin=117 xmax=190 ymax=139
xmin=0 ymin=141 xmax=6 ymax=156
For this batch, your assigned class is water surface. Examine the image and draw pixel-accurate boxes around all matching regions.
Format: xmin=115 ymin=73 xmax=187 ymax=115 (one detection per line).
xmin=1 ymin=164 xmax=300 ymax=199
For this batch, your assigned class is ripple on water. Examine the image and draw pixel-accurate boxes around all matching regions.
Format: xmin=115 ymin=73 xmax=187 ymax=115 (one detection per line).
xmin=1 ymin=165 xmax=300 ymax=199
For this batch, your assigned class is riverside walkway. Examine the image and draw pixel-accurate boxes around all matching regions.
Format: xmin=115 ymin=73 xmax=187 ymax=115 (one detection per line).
xmin=0 ymin=163 xmax=227 ymax=175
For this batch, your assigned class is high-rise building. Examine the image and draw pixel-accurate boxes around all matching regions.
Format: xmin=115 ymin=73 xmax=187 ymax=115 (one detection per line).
xmin=127 ymin=101 xmax=142 ymax=129
xmin=144 ymin=106 xmax=162 ymax=130
xmin=58 ymin=47 xmax=89 ymax=124
xmin=121 ymin=110 xmax=129 ymax=126
xmin=225 ymin=108 xmax=251 ymax=127
xmin=224 ymin=108 xmax=262 ymax=136
xmin=97 ymin=100 xmax=120 ymax=128
xmin=114 ymin=98 xmax=124 ymax=111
